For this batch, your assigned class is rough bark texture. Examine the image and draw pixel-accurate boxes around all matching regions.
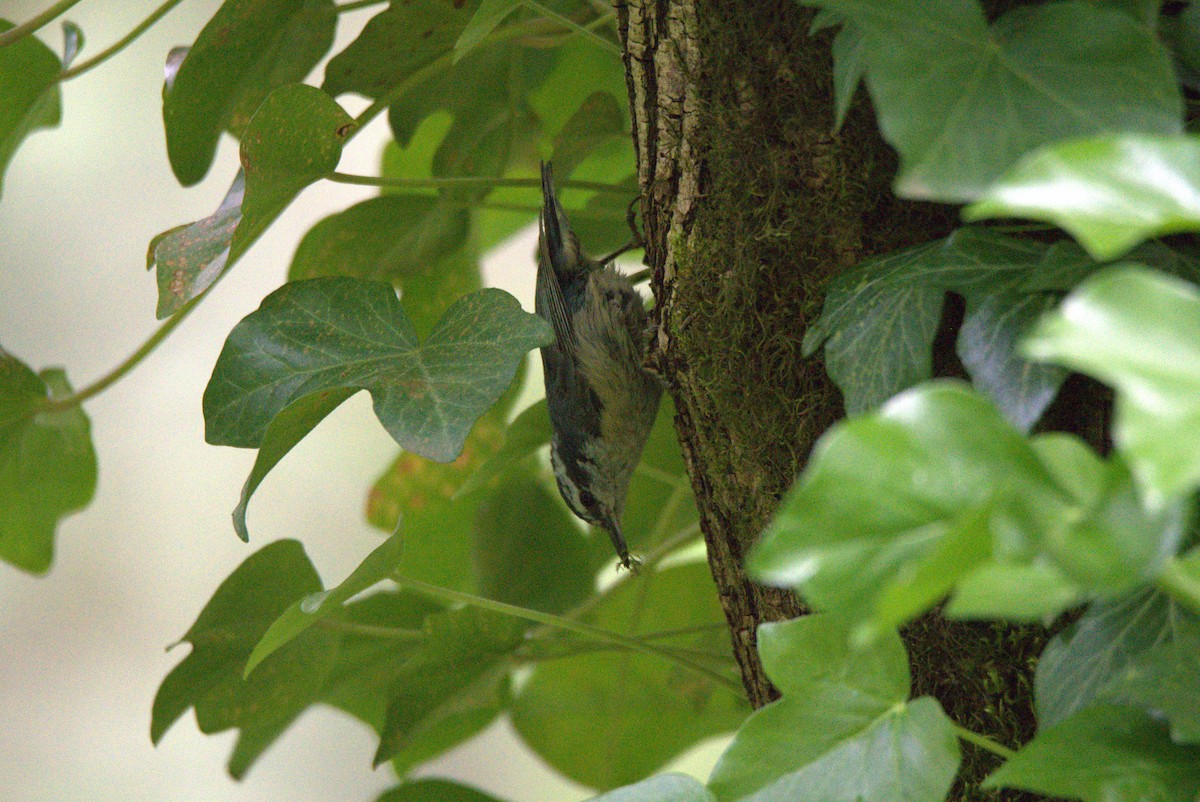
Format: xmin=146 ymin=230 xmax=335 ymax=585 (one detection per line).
xmin=615 ymin=1 xmax=1058 ymax=798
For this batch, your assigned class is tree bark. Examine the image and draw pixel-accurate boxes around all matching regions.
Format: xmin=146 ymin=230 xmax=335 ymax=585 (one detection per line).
xmin=615 ymin=1 xmax=1051 ymax=797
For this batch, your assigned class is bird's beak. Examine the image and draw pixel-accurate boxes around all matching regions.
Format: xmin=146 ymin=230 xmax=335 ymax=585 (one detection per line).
xmin=598 ymin=509 xmax=638 ymax=571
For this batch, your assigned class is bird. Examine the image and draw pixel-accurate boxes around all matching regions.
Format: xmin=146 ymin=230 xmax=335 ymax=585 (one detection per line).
xmin=536 ymin=162 xmax=662 ymax=570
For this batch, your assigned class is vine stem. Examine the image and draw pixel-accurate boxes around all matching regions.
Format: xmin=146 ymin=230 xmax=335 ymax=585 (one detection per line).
xmin=953 ymin=724 xmax=1018 ymax=761
xmin=38 ymin=294 xmax=202 ymax=413
xmin=328 ymin=171 xmax=632 ymax=195
xmin=58 ymin=0 xmax=186 ymax=81
xmin=335 ymin=0 xmax=387 ymax=12
xmin=0 ymin=0 xmax=84 ymax=47
xmin=392 ymin=575 xmax=742 ymax=694
xmin=521 ymin=0 xmax=619 ymax=55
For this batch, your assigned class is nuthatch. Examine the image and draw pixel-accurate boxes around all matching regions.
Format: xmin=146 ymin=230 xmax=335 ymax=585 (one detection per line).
xmin=536 ymin=162 xmax=662 ymax=570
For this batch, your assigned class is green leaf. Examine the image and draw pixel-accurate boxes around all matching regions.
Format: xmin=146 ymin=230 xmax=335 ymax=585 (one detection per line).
xmin=203 ymin=278 xmax=551 ymax=462
xmin=550 ymin=91 xmax=626 ymax=179
xmin=323 ymin=0 xmax=477 ymax=99
xmin=288 ymin=194 xmax=469 ymax=284
xmin=456 ymin=399 xmax=551 ymax=498
xmin=1036 ymin=589 xmax=1200 ymax=744
xmin=454 ymin=0 xmax=521 ymax=62
xmin=162 ymin=0 xmax=337 ymax=185
xmin=317 ymin=590 xmax=442 ymax=731
xmin=708 ymin=616 xmax=960 ymax=802
xmin=802 ymin=239 xmax=945 ymax=416
xmin=589 ymin=774 xmax=715 ymax=802
xmin=967 ymin=134 xmax=1200 ymax=261
xmin=0 ymin=355 xmax=96 ymax=574
xmin=246 ymin=528 xmax=406 ymax=675
xmin=0 ymin=19 xmax=62 ymax=202
xmin=373 ymin=605 xmax=524 ymax=768
xmin=804 ymin=0 xmax=1182 ymax=201
xmin=829 ymin=20 xmax=865 ymax=133
xmin=748 ymin=382 xmax=1059 ymax=627
xmin=512 ymin=563 xmax=748 ymax=790
xmin=804 ymin=227 xmax=1061 ymax=428
xmin=471 ymin=471 xmax=595 ymax=613
xmin=232 ymin=387 xmax=355 ymax=541
xmin=984 ymin=705 xmax=1200 ymax=801
xmin=956 ymin=291 xmax=1068 ymax=433
xmin=364 ymin=356 xmax=523 ymax=593
xmin=151 ymin=540 xmax=338 ymax=779
xmin=377 ymin=779 xmax=509 ymax=802
xmin=60 ymin=21 xmax=84 ymax=68
xmin=1023 ymin=266 xmax=1200 ymax=504
xmin=153 ymin=85 xmax=353 ymax=317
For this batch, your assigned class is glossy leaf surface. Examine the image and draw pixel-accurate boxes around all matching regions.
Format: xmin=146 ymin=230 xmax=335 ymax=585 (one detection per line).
xmin=1024 ymin=266 xmax=1200 ymax=504
xmin=204 ymin=278 xmax=551 ymax=462
xmin=805 ymin=0 xmax=1182 ymax=201
xmin=967 ymin=135 xmax=1200 ymax=260
xmin=709 ymin=615 xmax=959 ymax=802
xmin=163 ymin=0 xmax=337 ymax=185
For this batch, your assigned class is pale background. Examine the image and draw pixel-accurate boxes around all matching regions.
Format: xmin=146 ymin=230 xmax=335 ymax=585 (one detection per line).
xmin=0 ymin=2 xmax=726 ymax=801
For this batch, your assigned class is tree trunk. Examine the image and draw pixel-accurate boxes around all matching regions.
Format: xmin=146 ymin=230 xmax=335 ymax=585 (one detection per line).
xmin=615 ymin=1 xmax=1050 ymax=797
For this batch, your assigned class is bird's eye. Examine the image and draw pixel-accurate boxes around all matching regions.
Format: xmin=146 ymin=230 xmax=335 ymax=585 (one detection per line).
xmin=578 ymin=489 xmax=597 ymax=510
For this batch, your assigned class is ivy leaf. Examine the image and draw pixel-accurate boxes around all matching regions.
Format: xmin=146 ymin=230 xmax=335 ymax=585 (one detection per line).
xmin=956 ymin=291 xmax=1068 ymax=433
xmin=801 ymin=238 xmax=946 ymax=416
xmin=204 ymin=278 xmax=551 ymax=462
xmin=322 ymin=0 xmax=477 ymax=99
xmin=455 ymin=399 xmax=551 ymax=498
xmin=376 ymin=779 xmax=509 ymax=802
xmin=162 ymin=0 xmax=337 ymax=186
xmin=550 ymin=91 xmax=626 ymax=179
xmin=364 ymin=352 xmax=521 ymax=594
xmin=246 ymin=528 xmax=406 ymax=675
xmin=317 ymin=590 xmax=442 ymax=732
xmin=0 ymin=354 xmax=96 ymax=574
xmin=373 ymin=606 xmax=524 ymax=768
xmin=748 ymin=382 xmax=1063 ymax=631
xmin=803 ymin=228 xmax=1061 ymax=428
xmin=454 ymin=0 xmax=521 ymax=62
xmin=802 ymin=0 xmax=1182 ymax=201
xmin=61 ymin=21 xmax=84 ymax=68
xmin=1023 ymin=266 xmax=1200 ymax=505
xmin=151 ymin=540 xmax=338 ymax=779
xmin=0 ymin=19 xmax=62 ymax=202
xmin=151 ymin=171 xmax=245 ymax=318
xmin=708 ymin=615 xmax=959 ymax=802
xmin=288 ymin=194 xmax=469 ymax=284
xmin=512 ymin=563 xmax=748 ymax=790
xmin=152 ymin=85 xmax=354 ymax=317
xmin=984 ymin=705 xmax=1200 ymax=801
xmin=967 ymin=134 xmax=1200 ymax=261
xmin=589 ymin=774 xmax=715 ymax=802
xmin=232 ymin=387 xmax=355 ymax=542
xmin=829 ymin=20 xmax=865 ymax=133
xmin=1037 ymin=589 xmax=1200 ymax=744
xmin=471 ymin=472 xmax=596 ymax=613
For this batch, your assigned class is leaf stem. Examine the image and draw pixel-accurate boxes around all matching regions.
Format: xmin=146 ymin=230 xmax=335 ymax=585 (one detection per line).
xmin=520 ymin=0 xmax=620 ymax=55
xmin=335 ymin=0 xmax=387 ymax=12
xmin=57 ymin=0 xmax=186 ymax=81
xmin=953 ymin=724 xmax=1017 ymax=761
xmin=37 ymin=294 xmax=202 ymax=413
xmin=0 ymin=0 xmax=84 ymax=47
xmin=1157 ymin=556 xmax=1200 ymax=615
xmin=392 ymin=575 xmax=742 ymax=693
xmin=328 ymin=171 xmax=632 ymax=195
